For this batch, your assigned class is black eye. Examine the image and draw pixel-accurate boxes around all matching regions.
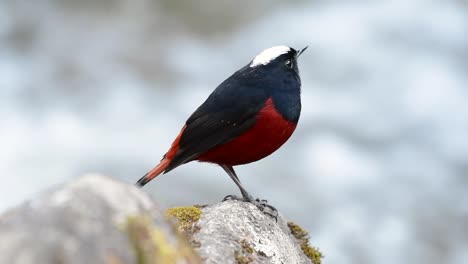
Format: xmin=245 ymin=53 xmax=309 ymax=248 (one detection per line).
xmin=285 ymin=59 xmax=293 ymax=69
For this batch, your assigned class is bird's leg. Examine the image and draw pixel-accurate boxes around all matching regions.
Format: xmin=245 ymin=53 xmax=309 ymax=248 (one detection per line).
xmin=220 ymin=165 xmax=278 ymax=220
xmin=221 ymin=165 xmax=253 ymax=201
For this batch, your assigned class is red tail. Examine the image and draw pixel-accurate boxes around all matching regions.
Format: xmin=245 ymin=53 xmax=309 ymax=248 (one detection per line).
xmin=136 ymin=158 xmax=171 ymax=186
xmin=136 ymin=126 xmax=187 ymax=187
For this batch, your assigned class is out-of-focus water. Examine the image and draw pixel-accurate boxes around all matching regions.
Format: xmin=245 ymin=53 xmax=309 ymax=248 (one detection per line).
xmin=1 ymin=0 xmax=467 ymax=263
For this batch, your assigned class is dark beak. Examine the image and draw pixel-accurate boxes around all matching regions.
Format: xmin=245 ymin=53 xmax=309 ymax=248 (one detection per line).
xmin=297 ymin=46 xmax=308 ymax=58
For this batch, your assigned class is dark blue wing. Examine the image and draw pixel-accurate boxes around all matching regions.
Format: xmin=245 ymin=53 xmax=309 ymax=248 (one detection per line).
xmin=165 ymin=67 xmax=269 ymax=172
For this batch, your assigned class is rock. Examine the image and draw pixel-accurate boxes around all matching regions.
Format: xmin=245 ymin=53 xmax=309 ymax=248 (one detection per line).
xmin=168 ymin=202 xmax=322 ymax=264
xmin=0 ymin=174 xmax=200 ymax=264
xmin=0 ymin=174 xmax=322 ymax=264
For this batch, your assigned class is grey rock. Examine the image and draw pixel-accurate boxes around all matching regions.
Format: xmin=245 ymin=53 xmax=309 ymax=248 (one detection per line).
xmin=190 ymin=201 xmax=315 ymax=264
xmin=0 ymin=174 xmax=320 ymax=264
xmin=0 ymin=174 xmax=199 ymax=264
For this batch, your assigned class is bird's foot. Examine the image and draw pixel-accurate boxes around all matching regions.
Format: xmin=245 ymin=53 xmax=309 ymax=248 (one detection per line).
xmin=222 ymin=195 xmax=278 ymax=221
xmin=222 ymin=194 xmax=244 ymax=202
xmin=250 ymin=198 xmax=278 ymax=221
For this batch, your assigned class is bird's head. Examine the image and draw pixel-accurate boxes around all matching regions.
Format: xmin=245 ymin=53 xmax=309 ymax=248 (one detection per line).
xmin=249 ymin=45 xmax=307 ymax=76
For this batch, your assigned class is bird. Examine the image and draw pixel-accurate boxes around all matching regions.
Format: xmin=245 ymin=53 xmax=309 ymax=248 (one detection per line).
xmin=136 ymin=45 xmax=307 ymax=215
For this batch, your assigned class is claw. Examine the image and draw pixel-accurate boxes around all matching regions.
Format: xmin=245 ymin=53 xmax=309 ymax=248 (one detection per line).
xmin=221 ymin=194 xmax=278 ymax=221
xmin=223 ymin=194 xmax=242 ymax=201
xmin=251 ymin=199 xmax=278 ymax=222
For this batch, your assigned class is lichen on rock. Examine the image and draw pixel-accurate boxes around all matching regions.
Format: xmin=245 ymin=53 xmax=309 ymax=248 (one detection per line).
xmin=166 ymin=206 xmax=202 ymax=227
xmin=234 ymin=239 xmax=255 ymax=264
xmin=287 ymin=222 xmax=323 ymax=264
xmin=166 ymin=206 xmax=202 ymax=235
xmin=234 ymin=251 xmax=253 ymax=264
xmin=124 ymin=214 xmax=200 ymax=264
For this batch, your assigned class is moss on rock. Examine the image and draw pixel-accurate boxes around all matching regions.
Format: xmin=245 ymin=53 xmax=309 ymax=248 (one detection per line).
xmin=166 ymin=206 xmax=203 ymax=249
xmin=166 ymin=206 xmax=201 ymax=230
xmin=233 ymin=238 xmax=263 ymax=264
xmin=287 ymin=222 xmax=323 ymax=264
xmin=234 ymin=251 xmax=253 ymax=264
xmin=166 ymin=206 xmax=202 ymax=221
xmin=234 ymin=239 xmax=254 ymax=264
xmin=123 ymin=214 xmax=200 ymax=264
xmin=240 ymin=239 xmax=254 ymax=254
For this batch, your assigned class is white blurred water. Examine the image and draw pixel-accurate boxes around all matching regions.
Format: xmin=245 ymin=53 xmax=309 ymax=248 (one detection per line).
xmin=1 ymin=0 xmax=467 ymax=263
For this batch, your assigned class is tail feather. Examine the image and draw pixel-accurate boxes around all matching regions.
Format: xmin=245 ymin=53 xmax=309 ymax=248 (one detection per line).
xmin=136 ymin=158 xmax=171 ymax=187
xmin=137 ymin=125 xmax=187 ymax=187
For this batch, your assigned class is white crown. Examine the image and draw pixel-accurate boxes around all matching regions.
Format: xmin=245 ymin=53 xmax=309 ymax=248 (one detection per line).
xmin=250 ymin=46 xmax=291 ymax=67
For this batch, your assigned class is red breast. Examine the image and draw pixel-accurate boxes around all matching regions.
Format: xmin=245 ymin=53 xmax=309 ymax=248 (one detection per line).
xmin=197 ymin=97 xmax=297 ymax=165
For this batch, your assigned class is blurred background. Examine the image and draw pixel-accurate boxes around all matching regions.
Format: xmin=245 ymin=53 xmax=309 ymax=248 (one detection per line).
xmin=1 ymin=0 xmax=467 ymax=263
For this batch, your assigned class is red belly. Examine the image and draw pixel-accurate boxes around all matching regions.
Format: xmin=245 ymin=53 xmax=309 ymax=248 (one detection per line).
xmin=197 ymin=98 xmax=297 ymax=166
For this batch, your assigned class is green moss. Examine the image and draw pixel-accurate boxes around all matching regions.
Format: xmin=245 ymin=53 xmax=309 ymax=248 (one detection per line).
xmin=166 ymin=205 xmax=202 ymax=248
xmin=288 ymin=221 xmax=309 ymax=240
xmin=123 ymin=215 xmax=200 ymax=264
xmin=233 ymin=239 xmax=255 ymax=264
xmin=166 ymin=206 xmax=203 ymax=249
xmin=234 ymin=250 xmax=253 ymax=264
xmin=300 ymin=243 xmax=323 ymax=264
xmin=287 ymin=222 xmax=323 ymax=264
xmin=166 ymin=206 xmax=202 ymax=231
xmin=240 ymin=239 xmax=254 ymax=254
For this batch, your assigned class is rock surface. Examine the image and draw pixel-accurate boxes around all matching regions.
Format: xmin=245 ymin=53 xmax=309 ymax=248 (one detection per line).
xmin=193 ymin=202 xmax=318 ymax=264
xmin=0 ymin=174 xmax=199 ymax=264
xmin=0 ymin=175 xmax=321 ymax=264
